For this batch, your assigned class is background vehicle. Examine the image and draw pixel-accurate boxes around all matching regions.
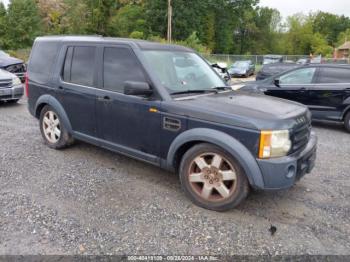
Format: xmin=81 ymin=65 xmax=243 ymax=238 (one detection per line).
xmin=241 ymin=65 xmax=350 ymax=132
xmin=228 ymin=60 xmax=255 ymax=78
xmin=0 ymin=50 xmax=26 ymax=82
xmin=256 ymin=62 xmax=300 ymax=81
xmin=263 ymin=55 xmax=283 ymax=65
xmin=0 ymin=69 xmax=23 ymax=103
xmin=297 ymin=58 xmax=311 ymax=65
xmin=27 ymin=36 xmax=317 ymax=211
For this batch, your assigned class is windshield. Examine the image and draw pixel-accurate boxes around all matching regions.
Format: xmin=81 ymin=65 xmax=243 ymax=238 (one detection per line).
xmin=142 ymin=50 xmax=225 ymax=95
xmin=233 ymin=61 xmax=249 ymax=68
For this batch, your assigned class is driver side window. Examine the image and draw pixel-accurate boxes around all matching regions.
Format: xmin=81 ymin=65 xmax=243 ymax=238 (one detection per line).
xmin=279 ymin=68 xmax=316 ymax=85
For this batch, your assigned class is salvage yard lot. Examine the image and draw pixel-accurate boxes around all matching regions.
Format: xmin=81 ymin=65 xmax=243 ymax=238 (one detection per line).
xmin=0 ymin=99 xmax=349 ymax=255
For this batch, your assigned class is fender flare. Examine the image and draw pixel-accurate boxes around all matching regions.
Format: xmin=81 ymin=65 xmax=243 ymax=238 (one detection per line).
xmin=167 ymin=128 xmax=265 ymax=189
xmin=35 ymin=95 xmax=73 ymax=133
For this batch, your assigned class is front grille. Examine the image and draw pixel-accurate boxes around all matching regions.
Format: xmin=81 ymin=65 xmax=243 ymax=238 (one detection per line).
xmin=0 ymin=79 xmax=12 ymax=89
xmin=4 ymin=63 xmax=26 ymax=81
xmin=291 ymin=120 xmax=312 ymax=154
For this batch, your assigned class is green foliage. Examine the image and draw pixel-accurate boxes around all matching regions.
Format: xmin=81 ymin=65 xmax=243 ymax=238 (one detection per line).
xmin=0 ymin=0 xmax=349 ymax=57
xmin=3 ymin=0 xmax=42 ymax=49
xmin=175 ymin=32 xmax=211 ymax=54
xmin=337 ymin=29 xmax=350 ymax=46
xmin=129 ymin=31 xmax=144 ymax=39
xmin=107 ymin=4 xmax=145 ymax=37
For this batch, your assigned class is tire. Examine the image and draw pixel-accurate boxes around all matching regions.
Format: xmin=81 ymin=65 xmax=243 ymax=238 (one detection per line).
xmin=39 ymin=105 xmax=74 ymax=149
xmin=179 ymin=143 xmax=250 ymax=211
xmin=345 ymin=112 xmax=350 ymax=133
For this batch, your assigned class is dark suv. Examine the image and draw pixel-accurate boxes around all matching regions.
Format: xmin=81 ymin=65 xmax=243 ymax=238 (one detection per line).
xmin=242 ymin=65 xmax=350 ymax=132
xmin=27 ymin=36 xmax=317 ymax=211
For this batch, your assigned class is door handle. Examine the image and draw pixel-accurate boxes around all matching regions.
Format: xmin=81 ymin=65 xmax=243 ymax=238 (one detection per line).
xmin=97 ymin=96 xmax=112 ymax=102
xmin=300 ymin=88 xmax=307 ymax=93
xmin=345 ymin=88 xmax=350 ymax=93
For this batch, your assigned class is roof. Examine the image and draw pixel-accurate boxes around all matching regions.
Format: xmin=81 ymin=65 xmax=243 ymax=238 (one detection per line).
xmin=338 ymin=41 xmax=350 ymax=50
xmin=35 ymin=35 xmax=193 ymax=52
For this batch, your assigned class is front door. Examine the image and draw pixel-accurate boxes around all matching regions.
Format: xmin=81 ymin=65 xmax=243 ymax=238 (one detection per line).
xmin=95 ymin=46 xmax=161 ymax=162
xmin=264 ymin=67 xmax=317 ymax=106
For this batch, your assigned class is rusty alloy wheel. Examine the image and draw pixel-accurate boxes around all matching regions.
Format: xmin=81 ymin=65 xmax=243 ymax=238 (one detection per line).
xmin=187 ymin=152 xmax=237 ymax=202
xmin=42 ymin=110 xmax=61 ymax=144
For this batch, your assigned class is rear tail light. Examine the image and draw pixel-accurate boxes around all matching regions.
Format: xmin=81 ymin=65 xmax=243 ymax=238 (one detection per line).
xmin=25 ymin=72 xmax=29 ymax=97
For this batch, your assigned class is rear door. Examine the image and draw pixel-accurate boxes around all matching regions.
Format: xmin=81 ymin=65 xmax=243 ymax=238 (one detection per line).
xmin=58 ymin=45 xmax=98 ymax=137
xmin=264 ymin=67 xmax=317 ymax=105
xmin=309 ymin=67 xmax=350 ymax=121
xmin=95 ymin=46 xmax=161 ymax=162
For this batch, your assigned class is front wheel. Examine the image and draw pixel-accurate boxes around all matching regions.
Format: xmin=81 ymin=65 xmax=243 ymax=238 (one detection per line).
xmin=39 ymin=105 xmax=74 ymax=149
xmin=345 ymin=112 xmax=350 ymax=133
xmin=179 ymin=143 xmax=250 ymax=211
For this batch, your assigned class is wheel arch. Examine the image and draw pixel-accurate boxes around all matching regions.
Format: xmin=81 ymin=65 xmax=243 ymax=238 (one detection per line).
xmin=341 ymin=103 xmax=350 ymax=120
xmin=35 ymin=95 xmax=73 ymax=133
xmin=167 ymin=128 xmax=265 ymax=189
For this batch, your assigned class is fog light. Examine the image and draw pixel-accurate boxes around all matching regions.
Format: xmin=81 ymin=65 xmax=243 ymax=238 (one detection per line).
xmin=286 ymin=166 xmax=296 ymax=179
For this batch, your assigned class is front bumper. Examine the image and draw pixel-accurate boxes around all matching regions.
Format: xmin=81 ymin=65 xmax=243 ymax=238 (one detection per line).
xmin=0 ymin=84 xmax=24 ymax=101
xmin=256 ymin=132 xmax=317 ymax=190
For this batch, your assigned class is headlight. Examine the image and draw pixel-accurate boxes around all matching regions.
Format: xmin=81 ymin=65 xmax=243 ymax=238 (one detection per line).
xmin=12 ymin=76 xmax=22 ymax=86
xmin=259 ymin=130 xmax=292 ymax=159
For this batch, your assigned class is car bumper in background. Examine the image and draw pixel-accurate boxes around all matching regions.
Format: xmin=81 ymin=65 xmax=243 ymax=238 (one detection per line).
xmin=256 ymin=132 xmax=317 ymax=190
xmin=0 ymin=84 xmax=24 ymax=101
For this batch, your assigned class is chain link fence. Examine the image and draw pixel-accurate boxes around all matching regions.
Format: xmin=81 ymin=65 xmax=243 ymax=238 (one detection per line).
xmin=202 ymin=54 xmax=350 ymax=66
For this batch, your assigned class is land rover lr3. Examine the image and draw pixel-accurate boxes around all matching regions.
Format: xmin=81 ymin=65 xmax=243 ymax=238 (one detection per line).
xmin=27 ymin=36 xmax=317 ymax=211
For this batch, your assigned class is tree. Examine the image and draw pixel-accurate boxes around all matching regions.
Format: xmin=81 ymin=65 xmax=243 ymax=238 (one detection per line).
xmin=0 ymin=2 xmax=7 ymax=48
xmin=5 ymin=0 xmax=43 ymax=49
xmin=337 ymin=29 xmax=350 ymax=46
xmin=107 ymin=4 xmax=145 ymax=37
xmin=313 ymin=12 xmax=350 ymax=46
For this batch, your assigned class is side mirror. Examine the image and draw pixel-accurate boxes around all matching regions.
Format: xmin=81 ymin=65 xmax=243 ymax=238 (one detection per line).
xmin=274 ymin=78 xmax=280 ymax=87
xmin=124 ymin=81 xmax=153 ymax=96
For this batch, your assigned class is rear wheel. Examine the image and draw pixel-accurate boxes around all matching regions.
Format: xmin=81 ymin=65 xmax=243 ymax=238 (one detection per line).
xmin=179 ymin=143 xmax=250 ymax=211
xmin=345 ymin=112 xmax=350 ymax=133
xmin=39 ymin=105 xmax=74 ymax=149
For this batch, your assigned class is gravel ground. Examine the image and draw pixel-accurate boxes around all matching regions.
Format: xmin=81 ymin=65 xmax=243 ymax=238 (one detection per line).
xmin=0 ymin=98 xmax=349 ymax=256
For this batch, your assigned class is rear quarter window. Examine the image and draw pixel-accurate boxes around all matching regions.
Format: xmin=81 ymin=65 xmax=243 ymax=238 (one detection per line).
xmin=28 ymin=41 xmax=60 ymax=84
xmin=317 ymin=67 xmax=350 ymax=84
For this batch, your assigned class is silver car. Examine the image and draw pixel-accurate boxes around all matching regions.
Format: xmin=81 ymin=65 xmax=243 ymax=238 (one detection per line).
xmin=0 ymin=69 xmax=24 ymax=103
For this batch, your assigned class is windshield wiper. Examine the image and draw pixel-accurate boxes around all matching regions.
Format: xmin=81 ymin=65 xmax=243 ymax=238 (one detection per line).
xmin=212 ymin=86 xmax=232 ymax=91
xmin=171 ymin=89 xmax=218 ymax=95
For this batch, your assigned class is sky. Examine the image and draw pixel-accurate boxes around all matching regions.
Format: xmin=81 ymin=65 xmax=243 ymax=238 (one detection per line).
xmin=259 ymin=0 xmax=350 ymax=18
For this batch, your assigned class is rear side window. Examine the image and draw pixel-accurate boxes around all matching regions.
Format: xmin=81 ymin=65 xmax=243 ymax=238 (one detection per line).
xmin=317 ymin=68 xmax=350 ymax=84
xmin=103 ymin=47 xmax=146 ymax=92
xmin=28 ymin=41 xmax=60 ymax=84
xmin=63 ymin=46 xmax=96 ymax=87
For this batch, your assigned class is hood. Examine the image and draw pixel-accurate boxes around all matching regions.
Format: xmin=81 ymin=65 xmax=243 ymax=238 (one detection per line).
xmin=0 ymin=69 xmax=15 ymax=79
xmin=166 ymin=91 xmax=308 ymax=130
xmin=0 ymin=56 xmax=24 ymax=68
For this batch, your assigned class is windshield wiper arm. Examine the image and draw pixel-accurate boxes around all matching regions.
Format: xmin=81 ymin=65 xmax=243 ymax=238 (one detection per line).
xmin=212 ymin=86 xmax=232 ymax=91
